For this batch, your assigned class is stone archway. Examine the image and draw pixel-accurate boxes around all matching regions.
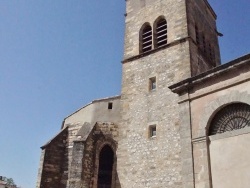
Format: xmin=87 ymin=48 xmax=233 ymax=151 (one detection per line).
xmin=85 ymin=122 xmax=120 ymax=188
xmin=97 ymin=145 xmax=114 ymax=188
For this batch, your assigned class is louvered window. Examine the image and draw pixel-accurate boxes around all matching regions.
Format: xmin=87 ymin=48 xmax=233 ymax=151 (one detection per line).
xmin=155 ymin=19 xmax=167 ymax=47
xmin=141 ymin=25 xmax=152 ymax=53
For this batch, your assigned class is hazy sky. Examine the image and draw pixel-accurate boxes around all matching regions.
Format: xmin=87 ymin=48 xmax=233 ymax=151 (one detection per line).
xmin=0 ymin=1 xmax=249 ymax=187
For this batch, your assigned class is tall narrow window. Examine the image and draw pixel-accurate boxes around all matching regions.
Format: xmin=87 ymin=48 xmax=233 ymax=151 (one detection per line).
xmin=211 ymin=47 xmax=216 ymax=66
xmin=155 ymin=18 xmax=167 ymax=48
xmin=141 ymin=25 xmax=152 ymax=53
xmin=195 ymin=25 xmax=200 ymax=46
xmin=208 ymin=43 xmax=216 ymax=67
xmin=202 ymin=34 xmax=206 ymax=54
xmin=208 ymin=43 xmax=212 ymax=60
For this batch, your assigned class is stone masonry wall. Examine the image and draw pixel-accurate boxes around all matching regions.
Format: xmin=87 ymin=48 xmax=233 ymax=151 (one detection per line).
xmin=68 ymin=141 xmax=85 ymax=188
xmin=67 ymin=122 xmax=120 ymax=188
xmin=171 ymin=55 xmax=250 ymax=188
xmin=119 ymin=48 xmax=190 ymax=188
xmin=119 ymin=0 xmax=192 ymax=187
xmin=88 ymin=122 xmax=120 ymax=188
xmin=124 ymin=0 xmax=188 ymax=59
xmin=62 ymin=97 xmax=121 ymax=187
xmin=64 ymin=123 xmax=84 ymax=187
xmin=189 ymin=65 xmax=250 ymax=188
xmin=119 ymin=0 xmax=196 ymax=187
xmin=39 ymin=128 xmax=68 ymax=188
xmin=36 ymin=150 xmax=45 ymax=188
xmin=187 ymin=0 xmax=221 ymax=75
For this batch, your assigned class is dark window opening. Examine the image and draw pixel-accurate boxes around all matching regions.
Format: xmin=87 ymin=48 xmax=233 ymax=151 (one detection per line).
xmin=98 ymin=145 xmax=114 ymax=188
xmin=202 ymin=34 xmax=206 ymax=54
xmin=108 ymin=102 xmax=113 ymax=109
xmin=149 ymin=125 xmax=156 ymax=138
xmin=195 ymin=25 xmax=200 ymax=46
xmin=141 ymin=25 xmax=152 ymax=53
xmin=208 ymin=43 xmax=212 ymax=59
xmin=149 ymin=77 xmax=156 ymax=91
xmin=208 ymin=43 xmax=216 ymax=67
xmin=155 ymin=19 xmax=167 ymax=48
xmin=212 ymin=48 xmax=216 ymax=66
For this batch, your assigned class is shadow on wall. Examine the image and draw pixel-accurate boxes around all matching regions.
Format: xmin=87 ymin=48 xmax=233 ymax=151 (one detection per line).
xmin=81 ymin=123 xmax=121 ymax=188
xmin=39 ymin=127 xmax=69 ymax=188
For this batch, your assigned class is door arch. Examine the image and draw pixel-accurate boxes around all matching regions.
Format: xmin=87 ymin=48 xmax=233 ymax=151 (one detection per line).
xmin=97 ymin=145 xmax=114 ymax=188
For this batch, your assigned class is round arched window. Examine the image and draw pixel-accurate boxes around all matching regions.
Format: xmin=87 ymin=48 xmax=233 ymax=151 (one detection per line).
xmin=140 ymin=24 xmax=152 ymax=53
xmin=155 ymin=18 xmax=167 ymax=48
xmin=209 ymin=103 xmax=250 ymax=135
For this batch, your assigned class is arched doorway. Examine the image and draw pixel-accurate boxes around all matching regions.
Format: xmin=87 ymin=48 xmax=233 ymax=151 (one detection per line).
xmin=208 ymin=103 xmax=250 ymax=188
xmin=97 ymin=145 xmax=114 ymax=188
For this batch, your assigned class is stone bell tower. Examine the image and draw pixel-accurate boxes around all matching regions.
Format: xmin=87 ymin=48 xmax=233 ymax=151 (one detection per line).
xmin=117 ymin=0 xmax=220 ymax=187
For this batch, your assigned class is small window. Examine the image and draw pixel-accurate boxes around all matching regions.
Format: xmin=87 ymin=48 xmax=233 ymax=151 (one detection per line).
xmin=149 ymin=125 xmax=156 ymax=138
xmin=149 ymin=77 xmax=156 ymax=91
xmin=155 ymin=18 xmax=167 ymax=48
xmin=141 ymin=25 xmax=152 ymax=53
xmin=108 ymin=102 xmax=113 ymax=109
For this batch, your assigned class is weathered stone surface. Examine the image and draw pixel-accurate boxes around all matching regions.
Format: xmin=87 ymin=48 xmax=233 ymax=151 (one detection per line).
xmin=38 ymin=127 xmax=68 ymax=188
xmin=37 ymin=0 xmax=250 ymax=188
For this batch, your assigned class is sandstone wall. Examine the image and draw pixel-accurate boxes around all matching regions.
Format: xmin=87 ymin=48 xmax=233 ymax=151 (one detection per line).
xmin=64 ymin=96 xmax=121 ymax=128
xmin=173 ymin=55 xmax=250 ymax=188
xmin=38 ymin=128 xmax=68 ymax=188
xmin=68 ymin=122 xmax=120 ymax=188
xmin=210 ymin=130 xmax=250 ymax=188
xmin=62 ymin=97 xmax=121 ymax=187
xmin=119 ymin=1 xmax=192 ymax=187
xmin=124 ymin=0 xmax=188 ymax=59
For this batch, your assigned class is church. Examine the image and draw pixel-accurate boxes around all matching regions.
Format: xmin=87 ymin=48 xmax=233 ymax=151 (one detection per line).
xmin=36 ymin=0 xmax=250 ymax=188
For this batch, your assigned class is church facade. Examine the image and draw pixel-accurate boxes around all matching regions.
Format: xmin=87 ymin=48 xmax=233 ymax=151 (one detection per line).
xmin=37 ymin=0 xmax=250 ymax=188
